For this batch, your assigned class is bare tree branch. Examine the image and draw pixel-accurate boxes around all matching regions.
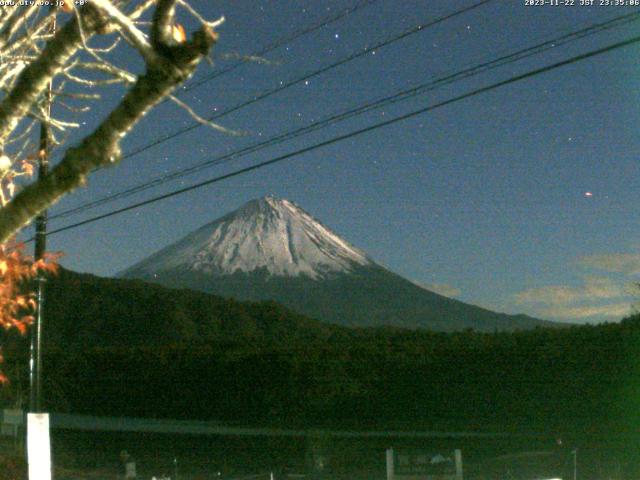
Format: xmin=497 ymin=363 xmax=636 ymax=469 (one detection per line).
xmin=91 ymin=0 xmax=159 ymax=64
xmin=0 ymin=4 xmax=219 ymax=242
xmin=168 ymin=94 xmax=241 ymax=136
xmin=128 ymin=0 xmax=158 ymax=21
xmin=0 ymin=4 xmax=39 ymax=50
xmin=0 ymin=5 xmax=108 ymax=149
xmin=151 ymin=0 xmax=177 ymax=48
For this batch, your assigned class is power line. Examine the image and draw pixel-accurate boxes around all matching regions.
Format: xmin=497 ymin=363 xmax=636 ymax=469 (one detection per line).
xmin=119 ymin=0 xmax=495 ymax=161
xmin=50 ymin=9 xmax=640 ymax=221
xmin=49 ymin=0 xmax=379 ymax=163
xmin=51 ymin=1 xmax=382 ymax=158
xmin=36 ymin=33 xmax=640 ymax=240
xmin=180 ymin=0 xmax=379 ymax=93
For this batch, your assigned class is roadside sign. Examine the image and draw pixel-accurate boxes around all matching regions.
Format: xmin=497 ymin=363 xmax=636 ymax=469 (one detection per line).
xmin=387 ymin=448 xmax=463 ymax=480
xmin=27 ymin=413 xmax=52 ymax=480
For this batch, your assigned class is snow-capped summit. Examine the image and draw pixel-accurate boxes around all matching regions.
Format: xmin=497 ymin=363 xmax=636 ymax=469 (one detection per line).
xmin=122 ymin=196 xmax=371 ymax=280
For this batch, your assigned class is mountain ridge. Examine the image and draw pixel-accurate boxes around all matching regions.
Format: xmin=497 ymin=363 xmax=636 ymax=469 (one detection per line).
xmin=120 ymin=196 xmax=557 ymax=332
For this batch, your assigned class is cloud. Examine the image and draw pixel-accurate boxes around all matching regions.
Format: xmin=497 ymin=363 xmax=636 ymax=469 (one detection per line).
xmin=417 ymin=282 xmax=461 ymax=298
xmin=514 ymin=285 xmax=584 ymax=305
xmin=513 ymin=277 xmax=634 ymax=322
xmin=509 ymin=250 xmax=640 ymax=322
xmin=536 ymin=303 xmax=633 ymax=320
xmin=579 ymin=253 xmax=640 ymax=275
xmin=514 ymin=277 xmax=625 ymax=305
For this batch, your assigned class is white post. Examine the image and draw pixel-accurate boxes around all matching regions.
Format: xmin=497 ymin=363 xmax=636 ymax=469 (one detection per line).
xmin=454 ymin=449 xmax=463 ymax=480
xmin=386 ymin=448 xmax=394 ymax=480
xmin=27 ymin=413 xmax=51 ymax=480
xmin=270 ymin=473 xmax=274 ymax=480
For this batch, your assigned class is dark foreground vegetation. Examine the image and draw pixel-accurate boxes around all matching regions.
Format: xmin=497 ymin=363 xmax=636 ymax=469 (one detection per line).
xmin=1 ymin=269 xmax=638 ymax=435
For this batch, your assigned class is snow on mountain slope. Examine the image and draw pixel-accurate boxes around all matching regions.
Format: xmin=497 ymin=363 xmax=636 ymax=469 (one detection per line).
xmin=122 ymin=196 xmax=371 ymax=279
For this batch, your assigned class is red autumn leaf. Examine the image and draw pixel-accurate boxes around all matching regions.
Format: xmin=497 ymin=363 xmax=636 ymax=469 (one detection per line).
xmin=172 ymin=23 xmax=187 ymax=43
xmin=60 ymin=1 xmax=73 ymax=13
xmin=20 ymin=160 xmax=34 ymax=177
xmin=0 ymin=240 xmax=60 ymax=383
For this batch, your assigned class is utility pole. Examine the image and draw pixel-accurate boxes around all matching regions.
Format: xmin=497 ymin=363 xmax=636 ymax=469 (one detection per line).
xmin=30 ymin=126 xmax=49 ymax=412
xmin=26 ymin=11 xmax=57 ymax=480
xmin=572 ymin=448 xmax=578 ymax=480
xmin=29 ymin=6 xmax=56 ymax=415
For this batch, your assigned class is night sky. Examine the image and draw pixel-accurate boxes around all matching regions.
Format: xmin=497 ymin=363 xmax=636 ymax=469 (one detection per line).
xmin=33 ymin=0 xmax=640 ymax=324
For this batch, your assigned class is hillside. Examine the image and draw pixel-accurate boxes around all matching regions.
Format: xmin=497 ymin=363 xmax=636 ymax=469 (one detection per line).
xmin=41 ymin=268 xmax=341 ymax=350
xmin=0 ymin=269 xmax=634 ymax=435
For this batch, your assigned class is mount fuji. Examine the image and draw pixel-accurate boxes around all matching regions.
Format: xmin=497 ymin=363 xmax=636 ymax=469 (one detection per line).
xmin=120 ymin=196 xmax=554 ymax=331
